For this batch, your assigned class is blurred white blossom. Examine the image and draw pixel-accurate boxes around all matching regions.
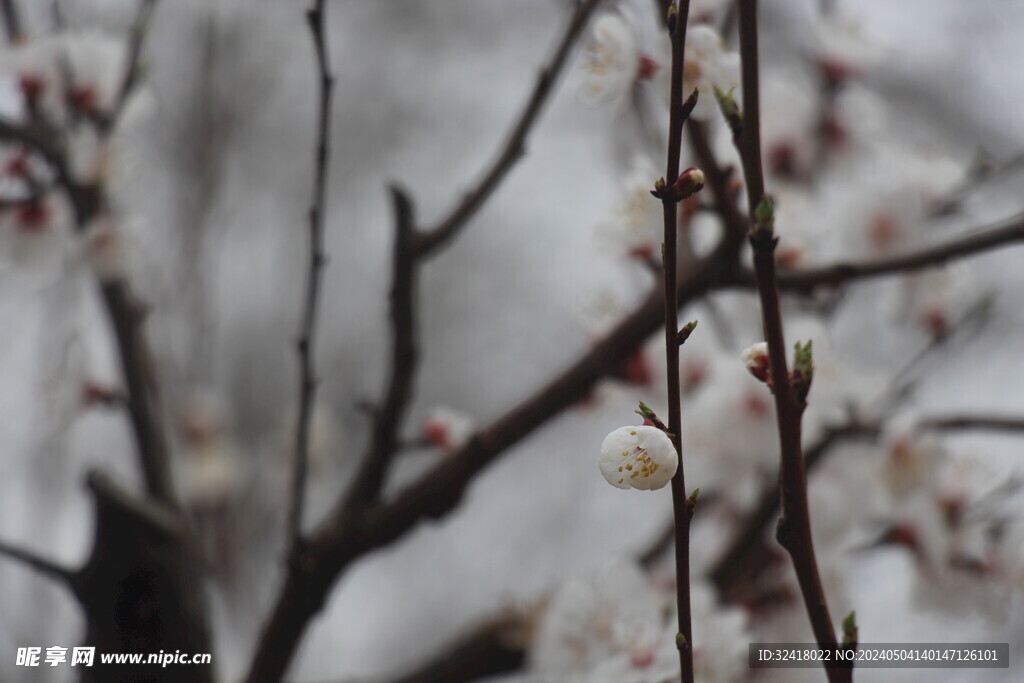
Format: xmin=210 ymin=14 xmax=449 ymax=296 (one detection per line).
xmin=530 ymin=562 xmax=748 ymax=682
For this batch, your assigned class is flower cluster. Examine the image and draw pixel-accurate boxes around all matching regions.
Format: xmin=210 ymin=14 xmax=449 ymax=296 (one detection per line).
xmin=578 ymin=10 xmax=738 ymax=119
xmin=0 ymin=30 xmax=144 ymax=279
xmin=530 ymin=562 xmax=749 ymax=682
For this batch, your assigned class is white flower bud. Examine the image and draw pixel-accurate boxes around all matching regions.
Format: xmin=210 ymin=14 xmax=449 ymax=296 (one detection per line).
xmin=741 ymin=342 xmax=771 ymax=385
xmin=599 ymin=425 xmax=677 ymax=491
xmin=421 ymin=406 xmax=474 ymax=454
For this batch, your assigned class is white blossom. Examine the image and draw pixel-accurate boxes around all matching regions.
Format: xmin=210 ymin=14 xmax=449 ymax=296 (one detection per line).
xmin=810 ymin=14 xmax=887 ymax=80
xmin=530 ymin=562 xmax=748 ymax=683
xmin=885 ymin=265 xmax=976 ymax=339
xmin=599 ymin=425 xmax=677 ymax=490
xmin=578 ymin=13 xmax=642 ymax=109
xmin=594 ymin=157 xmax=662 ymax=260
xmin=178 ymin=389 xmax=241 ymax=509
xmin=683 ymin=25 xmax=740 ymax=120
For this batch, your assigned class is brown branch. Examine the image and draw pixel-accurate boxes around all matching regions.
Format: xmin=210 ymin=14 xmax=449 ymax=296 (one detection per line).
xmin=735 ymin=2 xmax=848 ymax=679
xmin=687 ymin=121 xmax=746 ymax=248
xmin=288 ymin=0 xmax=334 ymax=552
xmin=387 ymin=612 xmax=531 ymax=683
xmin=711 ymin=421 xmax=877 ymax=599
xmin=76 ymin=472 xmax=213 ymax=682
xmin=660 ymin=2 xmax=697 ymax=680
xmin=0 ymin=539 xmax=76 ymax=585
xmin=99 ymin=0 xmax=158 ymax=134
xmin=713 ymin=412 xmax=1024 ymax=600
xmin=414 ymin=0 xmax=603 ymax=258
xmin=0 ymin=115 xmax=101 ymax=216
xmin=723 ymin=212 xmax=1024 ymax=294
xmin=346 ymin=187 xmax=421 ymax=509
xmin=100 ymin=281 xmax=177 ymax=505
xmin=0 ymin=0 xmax=21 ymax=43
xmin=245 ymin=20 xmax=755 ymax=671
xmin=244 ymin=242 xmax=725 ymax=682
xmin=922 ymin=414 xmax=1024 ymax=433
xmin=0 ymin=12 xmax=214 ymax=668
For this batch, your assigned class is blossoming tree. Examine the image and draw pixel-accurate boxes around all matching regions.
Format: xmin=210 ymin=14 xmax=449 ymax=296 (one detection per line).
xmin=1 ymin=0 xmax=1023 ymax=682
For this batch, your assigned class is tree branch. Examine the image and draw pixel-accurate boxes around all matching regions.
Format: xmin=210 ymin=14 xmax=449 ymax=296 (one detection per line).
xmin=735 ymin=2 xmax=848 ymax=679
xmin=244 ymin=241 xmax=726 ymax=682
xmin=0 ymin=539 xmax=76 ymax=585
xmin=345 ymin=186 xmax=421 ymax=508
xmin=99 ymin=0 xmax=159 ymax=134
xmin=0 ymin=0 xmax=21 ymax=44
xmin=711 ymin=421 xmax=877 ymax=599
xmin=414 ymin=0 xmax=603 ymax=258
xmin=687 ymin=121 xmax=746 ymax=249
xmin=288 ymin=0 xmax=335 ymax=553
xmin=722 ymin=213 xmax=1024 ymax=294
xmin=713 ymin=412 xmax=1024 ymax=600
xmin=659 ymin=1 xmax=697 ymax=680
xmin=387 ymin=612 xmax=530 ymax=683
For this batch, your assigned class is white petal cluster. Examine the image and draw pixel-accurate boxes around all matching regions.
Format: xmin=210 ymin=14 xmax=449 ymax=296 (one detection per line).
xmin=683 ymin=25 xmax=740 ymax=120
xmin=178 ymin=389 xmax=241 ymax=509
xmin=594 ymin=157 xmax=662 ymax=260
xmin=530 ymin=562 xmax=749 ymax=683
xmin=599 ymin=425 xmax=677 ymax=490
xmin=2 ymin=31 xmax=128 ymax=125
xmin=578 ymin=13 xmax=641 ymax=108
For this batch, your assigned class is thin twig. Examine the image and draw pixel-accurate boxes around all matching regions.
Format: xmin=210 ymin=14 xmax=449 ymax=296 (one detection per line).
xmin=733 ymin=213 xmax=1024 ymax=294
xmin=687 ymin=121 xmax=746 ymax=248
xmin=711 ymin=420 xmax=877 ymax=597
xmin=734 ymin=2 xmax=848 ymax=679
xmin=414 ymin=0 xmax=603 ymax=258
xmin=659 ymin=1 xmax=697 ymax=680
xmin=0 ymin=539 xmax=76 ymax=585
xmin=922 ymin=414 xmax=1024 ymax=433
xmin=100 ymin=0 xmax=158 ymax=134
xmin=345 ymin=186 xmax=420 ymax=506
xmin=928 ymin=151 xmax=1024 ymax=218
xmin=288 ymin=0 xmax=334 ymax=553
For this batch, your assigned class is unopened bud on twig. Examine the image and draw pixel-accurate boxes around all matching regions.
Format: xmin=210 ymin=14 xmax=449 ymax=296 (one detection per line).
xmin=651 ymin=168 xmax=705 ymax=203
xmin=741 ymin=342 xmax=771 ymax=387
xmin=791 ymin=340 xmax=814 ymax=404
xmin=677 ymin=320 xmax=698 ymax=346
xmin=685 ymin=487 xmax=700 ymax=518
xmin=681 ymin=88 xmax=699 ymax=120
xmin=752 ymin=194 xmax=775 ymax=239
xmin=635 ymin=401 xmax=669 ymax=434
xmin=713 ymin=85 xmax=742 ymax=139
xmin=842 ymin=610 xmax=858 ymax=647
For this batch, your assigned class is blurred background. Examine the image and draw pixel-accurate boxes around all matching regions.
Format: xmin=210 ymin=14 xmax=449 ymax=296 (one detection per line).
xmin=1 ymin=0 xmax=1024 ymax=681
